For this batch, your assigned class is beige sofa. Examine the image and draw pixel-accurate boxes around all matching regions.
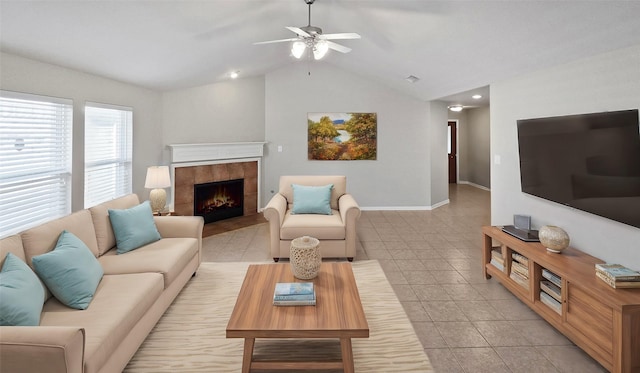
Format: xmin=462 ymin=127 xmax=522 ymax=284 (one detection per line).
xmin=0 ymin=194 xmax=204 ymax=373
xmin=263 ymin=175 xmax=360 ymax=262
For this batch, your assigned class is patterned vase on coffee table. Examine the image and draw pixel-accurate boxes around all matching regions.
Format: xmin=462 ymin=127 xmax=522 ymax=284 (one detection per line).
xmin=290 ymin=236 xmax=321 ymax=280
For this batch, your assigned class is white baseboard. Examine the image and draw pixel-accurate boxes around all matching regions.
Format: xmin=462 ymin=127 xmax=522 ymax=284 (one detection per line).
xmin=458 ymin=180 xmax=491 ymax=191
xmin=361 ymin=199 xmax=450 ymax=211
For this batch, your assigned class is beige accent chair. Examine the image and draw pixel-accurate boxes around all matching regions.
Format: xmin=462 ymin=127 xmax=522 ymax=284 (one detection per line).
xmin=264 ymin=175 xmax=361 ymax=262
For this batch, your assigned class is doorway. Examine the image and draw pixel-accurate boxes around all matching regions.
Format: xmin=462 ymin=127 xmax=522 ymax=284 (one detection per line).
xmin=448 ymin=121 xmax=457 ymax=183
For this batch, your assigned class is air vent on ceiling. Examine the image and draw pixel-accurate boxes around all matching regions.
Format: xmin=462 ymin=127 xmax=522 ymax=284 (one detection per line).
xmin=405 ymin=75 xmax=420 ymax=83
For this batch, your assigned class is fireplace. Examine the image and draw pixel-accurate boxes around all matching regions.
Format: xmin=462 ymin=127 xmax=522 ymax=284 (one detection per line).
xmin=194 ymin=179 xmax=244 ymax=223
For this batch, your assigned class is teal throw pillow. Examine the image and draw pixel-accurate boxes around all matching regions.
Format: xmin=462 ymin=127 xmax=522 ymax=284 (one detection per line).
xmin=108 ymin=200 xmax=161 ymax=254
xmin=32 ymin=231 xmax=103 ymax=310
xmin=291 ymin=184 xmax=333 ymax=215
xmin=0 ymin=253 xmax=45 ymax=326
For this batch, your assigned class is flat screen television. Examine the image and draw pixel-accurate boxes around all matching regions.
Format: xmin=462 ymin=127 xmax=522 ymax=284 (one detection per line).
xmin=517 ymin=109 xmax=640 ymax=228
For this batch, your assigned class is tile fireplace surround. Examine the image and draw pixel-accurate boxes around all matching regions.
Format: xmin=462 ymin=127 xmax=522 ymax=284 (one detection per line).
xmin=168 ymin=142 xmax=265 ymax=218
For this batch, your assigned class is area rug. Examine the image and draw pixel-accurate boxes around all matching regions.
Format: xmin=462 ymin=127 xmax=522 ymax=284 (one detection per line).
xmin=124 ymin=260 xmax=433 ymax=372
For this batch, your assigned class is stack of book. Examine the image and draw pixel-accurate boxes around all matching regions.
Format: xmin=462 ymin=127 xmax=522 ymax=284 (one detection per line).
xmin=540 ymin=268 xmax=562 ymax=314
xmin=490 ymin=247 xmax=504 ymax=271
xmin=273 ymin=282 xmax=316 ymax=306
xmin=509 ymin=251 xmax=529 ymax=290
xmin=595 ymin=264 xmax=640 ymax=289
xmin=540 ymin=279 xmax=562 ymax=314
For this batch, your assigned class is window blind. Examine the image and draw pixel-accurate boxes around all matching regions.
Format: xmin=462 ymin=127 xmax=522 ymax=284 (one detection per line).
xmin=0 ymin=90 xmax=73 ymax=237
xmin=84 ymin=103 xmax=132 ymax=208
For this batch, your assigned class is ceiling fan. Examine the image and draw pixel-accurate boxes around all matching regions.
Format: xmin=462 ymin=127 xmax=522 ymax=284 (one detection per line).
xmin=254 ymin=0 xmax=361 ymax=60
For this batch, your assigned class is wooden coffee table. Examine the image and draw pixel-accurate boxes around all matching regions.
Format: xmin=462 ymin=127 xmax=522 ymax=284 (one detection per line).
xmin=226 ymin=262 xmax=369 ymax=372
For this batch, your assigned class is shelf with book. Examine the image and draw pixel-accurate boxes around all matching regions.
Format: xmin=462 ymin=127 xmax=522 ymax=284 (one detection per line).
xmin=509 ymin=251 xmax=530 ymax=291
xmin=489 ymin=244 xmax=505 ymax=273
xmin=538 ymin=267 xmax=562 ymax=315
xmin=482 ymin=225 xmax=640 ymax=373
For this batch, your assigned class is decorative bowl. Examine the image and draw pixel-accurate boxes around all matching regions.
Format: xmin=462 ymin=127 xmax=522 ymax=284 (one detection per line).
xmin=539 ymin=225 xmax=570 ymax=253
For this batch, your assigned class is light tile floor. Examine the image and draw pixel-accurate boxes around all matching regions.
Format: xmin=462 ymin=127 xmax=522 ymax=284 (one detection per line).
xmin=202 ymin=184 xmax=607 ymax=373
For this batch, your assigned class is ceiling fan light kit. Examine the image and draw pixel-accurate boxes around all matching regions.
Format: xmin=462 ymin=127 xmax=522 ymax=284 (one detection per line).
xmin=256 ymin=0 xmax=360 ymax=61
xmin=291 ymin=41 xmax=306 ymax=58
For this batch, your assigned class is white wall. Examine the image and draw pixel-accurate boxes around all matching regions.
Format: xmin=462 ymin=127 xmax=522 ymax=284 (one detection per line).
xmin=264 ymin=62 xmax=441 ymax=209
xmin=491 ymin=44 xmax=640 ymax=269
xmin=0 ymin=52 xmax=162 ymax=210
xmin=467 ymin=106 xmax=491 ymax=188
xmin=428 ymin=101 xmax=449 ymax=205
xmin=161 ymin=76 xmax=265 ymax=148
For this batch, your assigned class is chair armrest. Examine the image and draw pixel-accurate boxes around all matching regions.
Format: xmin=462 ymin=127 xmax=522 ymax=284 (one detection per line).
xmin=338 ymin=193 xmax=361 ymax=224
xmin=339 ymin=194 xmax=361 ymax=259
xmin=263 ymin=193 xmax=287 ymax=226
xmin=263 ymin=194 xmax=287 ymax=259
xmin=0 ymin=326 xmax=85 ymax=373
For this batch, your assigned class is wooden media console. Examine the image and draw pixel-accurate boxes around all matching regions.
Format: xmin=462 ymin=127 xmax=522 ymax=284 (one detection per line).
xmin=482 ymin=226 xmax=640 ymax=373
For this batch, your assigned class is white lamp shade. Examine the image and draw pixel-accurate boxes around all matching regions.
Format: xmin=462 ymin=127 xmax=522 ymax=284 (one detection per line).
xmin=313 ymin=40 xmax=329 ymax=60
xmin=291 ymin=41 xmax=306 ymax=59
xmin=144 ymin=166 xmax=171 ymax=189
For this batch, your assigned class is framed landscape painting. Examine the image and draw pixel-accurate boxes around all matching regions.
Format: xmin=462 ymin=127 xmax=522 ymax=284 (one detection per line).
xmin=307 ymin=112 xmax=377 ymax=160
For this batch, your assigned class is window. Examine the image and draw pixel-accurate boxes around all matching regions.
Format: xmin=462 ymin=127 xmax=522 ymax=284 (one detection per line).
xmin=84 ymin=103 xmax=132 ymax=208
xmin=0 ymin=91 xmax=73 ymax=237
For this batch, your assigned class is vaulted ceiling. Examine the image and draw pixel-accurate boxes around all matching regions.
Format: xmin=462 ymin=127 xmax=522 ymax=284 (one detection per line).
xmin=2 ymin=1 xmax=640 ymax=103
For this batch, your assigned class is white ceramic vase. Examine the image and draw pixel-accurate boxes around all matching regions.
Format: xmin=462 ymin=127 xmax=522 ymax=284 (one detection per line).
xmin=290 ymin=236 xmax=321 ymax=280
xmin=539 ymin=225 xmax=570 ymax=253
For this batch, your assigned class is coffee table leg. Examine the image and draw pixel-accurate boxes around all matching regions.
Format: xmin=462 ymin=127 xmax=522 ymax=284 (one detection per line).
xmin=340 ymin=338 xmax=355 ymax=373
xmin=242 ymin=338 xmax=255 ymax=373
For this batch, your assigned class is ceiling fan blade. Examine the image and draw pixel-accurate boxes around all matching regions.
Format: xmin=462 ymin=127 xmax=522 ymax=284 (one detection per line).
xmin=253 ymin=38 xmax=299 ymax=45
xmin=318 ymin=32 xmax=361 ymax=40
xmin=326 ymin=41 xmax=352 ymax=53
xmin=286 ymin=26 xmax=311 ymax=38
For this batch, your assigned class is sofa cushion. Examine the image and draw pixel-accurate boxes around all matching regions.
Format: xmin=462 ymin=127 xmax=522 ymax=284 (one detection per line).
xmin=0 ymin=234 xmax=27 ymax=264
xmin=21 ymin=209 xmax=100 ymax=263
xmin=108 ymin=201 xmax=161 ymax=254
xmin=0 ymin=253 xmax=45 ymax=326
xmin=39 ymin=272 xmax=163 ymax=373
xmin=98 ymin=237 xmax=198 ymax=289
xmin=281 ymin=210 xmax=346 ymax=240
xmin=32 ymin=231 xmax=104 ymax=310
xmin=21 ymin=210 xmax=99 ymax=303
xmin=89 ymin=193 xmax=140 ymax=256
xmin=291 ymin=184 xmax=333 ymax=215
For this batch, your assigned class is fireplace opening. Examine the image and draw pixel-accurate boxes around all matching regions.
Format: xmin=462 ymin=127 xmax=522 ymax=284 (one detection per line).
xmin=194 ymin=179 xmax=244 ymax=223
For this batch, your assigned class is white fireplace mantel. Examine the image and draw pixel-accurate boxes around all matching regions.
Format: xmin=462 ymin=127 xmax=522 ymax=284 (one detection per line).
xmin=168 ymin=142 xmax=266 ymax=163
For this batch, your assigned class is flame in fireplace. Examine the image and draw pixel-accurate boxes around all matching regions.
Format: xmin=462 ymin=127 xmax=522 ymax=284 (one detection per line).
xmin=201 ymin=188 xmax=239 ymax=213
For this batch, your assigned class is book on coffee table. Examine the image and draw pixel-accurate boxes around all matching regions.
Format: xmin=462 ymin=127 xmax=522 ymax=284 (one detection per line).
xmin=273 ymin=282 xmax=316 ymax=305
xmin=273 ymin=293 xmax=316 ymax=306
xmin=274 ymin=282 xmax=314 ymax=296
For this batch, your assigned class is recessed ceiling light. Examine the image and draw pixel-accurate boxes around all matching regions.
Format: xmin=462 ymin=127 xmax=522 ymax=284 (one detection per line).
xmin=405 ymin=75 xmax=420 ymax=83
xmin=230 ymin=71 xmax=239 ymax=79
xmin=448 ymin=105 xmax=464 ymax=112
xmin=472 ymin=94 xmax=482 ymax=100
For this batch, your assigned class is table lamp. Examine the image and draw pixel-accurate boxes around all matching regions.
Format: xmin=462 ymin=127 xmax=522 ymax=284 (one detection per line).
xmin=145 ymin=166 xmax=171 ymax=214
